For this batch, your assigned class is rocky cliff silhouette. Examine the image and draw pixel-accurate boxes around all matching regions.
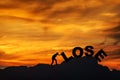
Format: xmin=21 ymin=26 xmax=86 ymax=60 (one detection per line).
xmin=0 ymin=56 xmax=120 ymax=80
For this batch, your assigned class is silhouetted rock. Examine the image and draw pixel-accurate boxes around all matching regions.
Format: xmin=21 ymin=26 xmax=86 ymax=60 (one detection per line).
xmin=51 ymin=56 xmax=111 ymax=80
xmin=0 ymin=56 xmax=120 ymax=80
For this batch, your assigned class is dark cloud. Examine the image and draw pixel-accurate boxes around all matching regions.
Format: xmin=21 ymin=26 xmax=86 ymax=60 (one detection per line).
xmin=0 ymin=0 xmax=69 ymax=13
xmin=111 ymin=33 xmax=120 ymax=40
xmin=8 ymin=30 xmax=63 ymax=41
xmin=104 ymin=25 xmax=120 ymax=42
xmin=47 ymin=6 xmax=81 ymax=18
xmin=15 ymin=0 xmax=67 ymax=5
xmin=0 ymin=51 xmax=20 ymax=60
xmin=1 ymin=0 xmax=120 ymax=24
xmin=25 ymin=32 xmax=63 ymax=41
xmin=0 ymin=0 xmax=24 ymax=9
xmin=111 ymin=4 xmax=120 ymax=14
xmin=40 ymin=6 xmax=82 ymax=23
xmin=0 ymin=16 xmax=63 ymax=41
xmin=108 ymin=49 xmax=120 ymax=59
xmin=98 ymin=38 xmax=107 ymax=45
xmin=0 ymin=15 xmax=35 ymax=22
xmin=29 ymin=0 xmax=69 ymax=14
xmin=105 ymin=25 xmax=120 ymax=32
xmin=113 ymin=40 xmax=120 ymax=45
xmin=0 ymin=3 xmax=18 ymax=9
xmin=41 ymin=3 xmax=119 ymax=23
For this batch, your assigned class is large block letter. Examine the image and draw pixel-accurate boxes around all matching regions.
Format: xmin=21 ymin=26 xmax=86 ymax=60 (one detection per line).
xmin=72 ymin=47 xmax=83 ymax=58
xmin=61 ymin=52 xmax=73 ymax=62
xmin=94 ymin=49 xmax=107 ymax=62
xmin=85 ymin=46 xmax=94 ymax=56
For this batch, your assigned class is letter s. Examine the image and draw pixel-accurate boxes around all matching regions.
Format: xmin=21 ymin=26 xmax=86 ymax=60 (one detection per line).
xmin=85 ymin=46 xmax=94 ymax=56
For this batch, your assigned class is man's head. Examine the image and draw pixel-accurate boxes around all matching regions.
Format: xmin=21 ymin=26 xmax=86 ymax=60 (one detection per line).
xmin=56 ymin=52 xmax=59 ymax=55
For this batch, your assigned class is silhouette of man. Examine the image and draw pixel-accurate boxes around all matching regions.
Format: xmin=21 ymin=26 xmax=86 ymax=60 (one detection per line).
xmin=51 ymin=52 xmax=59 ymax=66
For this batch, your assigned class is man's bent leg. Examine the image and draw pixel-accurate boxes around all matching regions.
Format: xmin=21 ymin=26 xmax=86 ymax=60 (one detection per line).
xmin=55 ymin=59 xmax=57 ymax=65
xmin=51 ymin=60 xmax=54 ymax=66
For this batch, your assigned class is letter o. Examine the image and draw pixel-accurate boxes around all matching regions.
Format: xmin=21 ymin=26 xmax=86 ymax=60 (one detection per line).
xmin=72 ymin=47 xmax=83 ymax=58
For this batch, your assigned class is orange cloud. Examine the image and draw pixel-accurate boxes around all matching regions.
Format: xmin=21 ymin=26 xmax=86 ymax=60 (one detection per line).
xmin=0 ymin=0 xmax=120 ymax=70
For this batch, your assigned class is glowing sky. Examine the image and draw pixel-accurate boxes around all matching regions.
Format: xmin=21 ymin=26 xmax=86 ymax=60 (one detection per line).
xmin=0 ymin=0 xmax=120 ymax=70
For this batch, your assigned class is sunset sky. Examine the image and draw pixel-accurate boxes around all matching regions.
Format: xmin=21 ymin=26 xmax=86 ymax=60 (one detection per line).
xmin=0 ymin=0 xmax=120 ymax=70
